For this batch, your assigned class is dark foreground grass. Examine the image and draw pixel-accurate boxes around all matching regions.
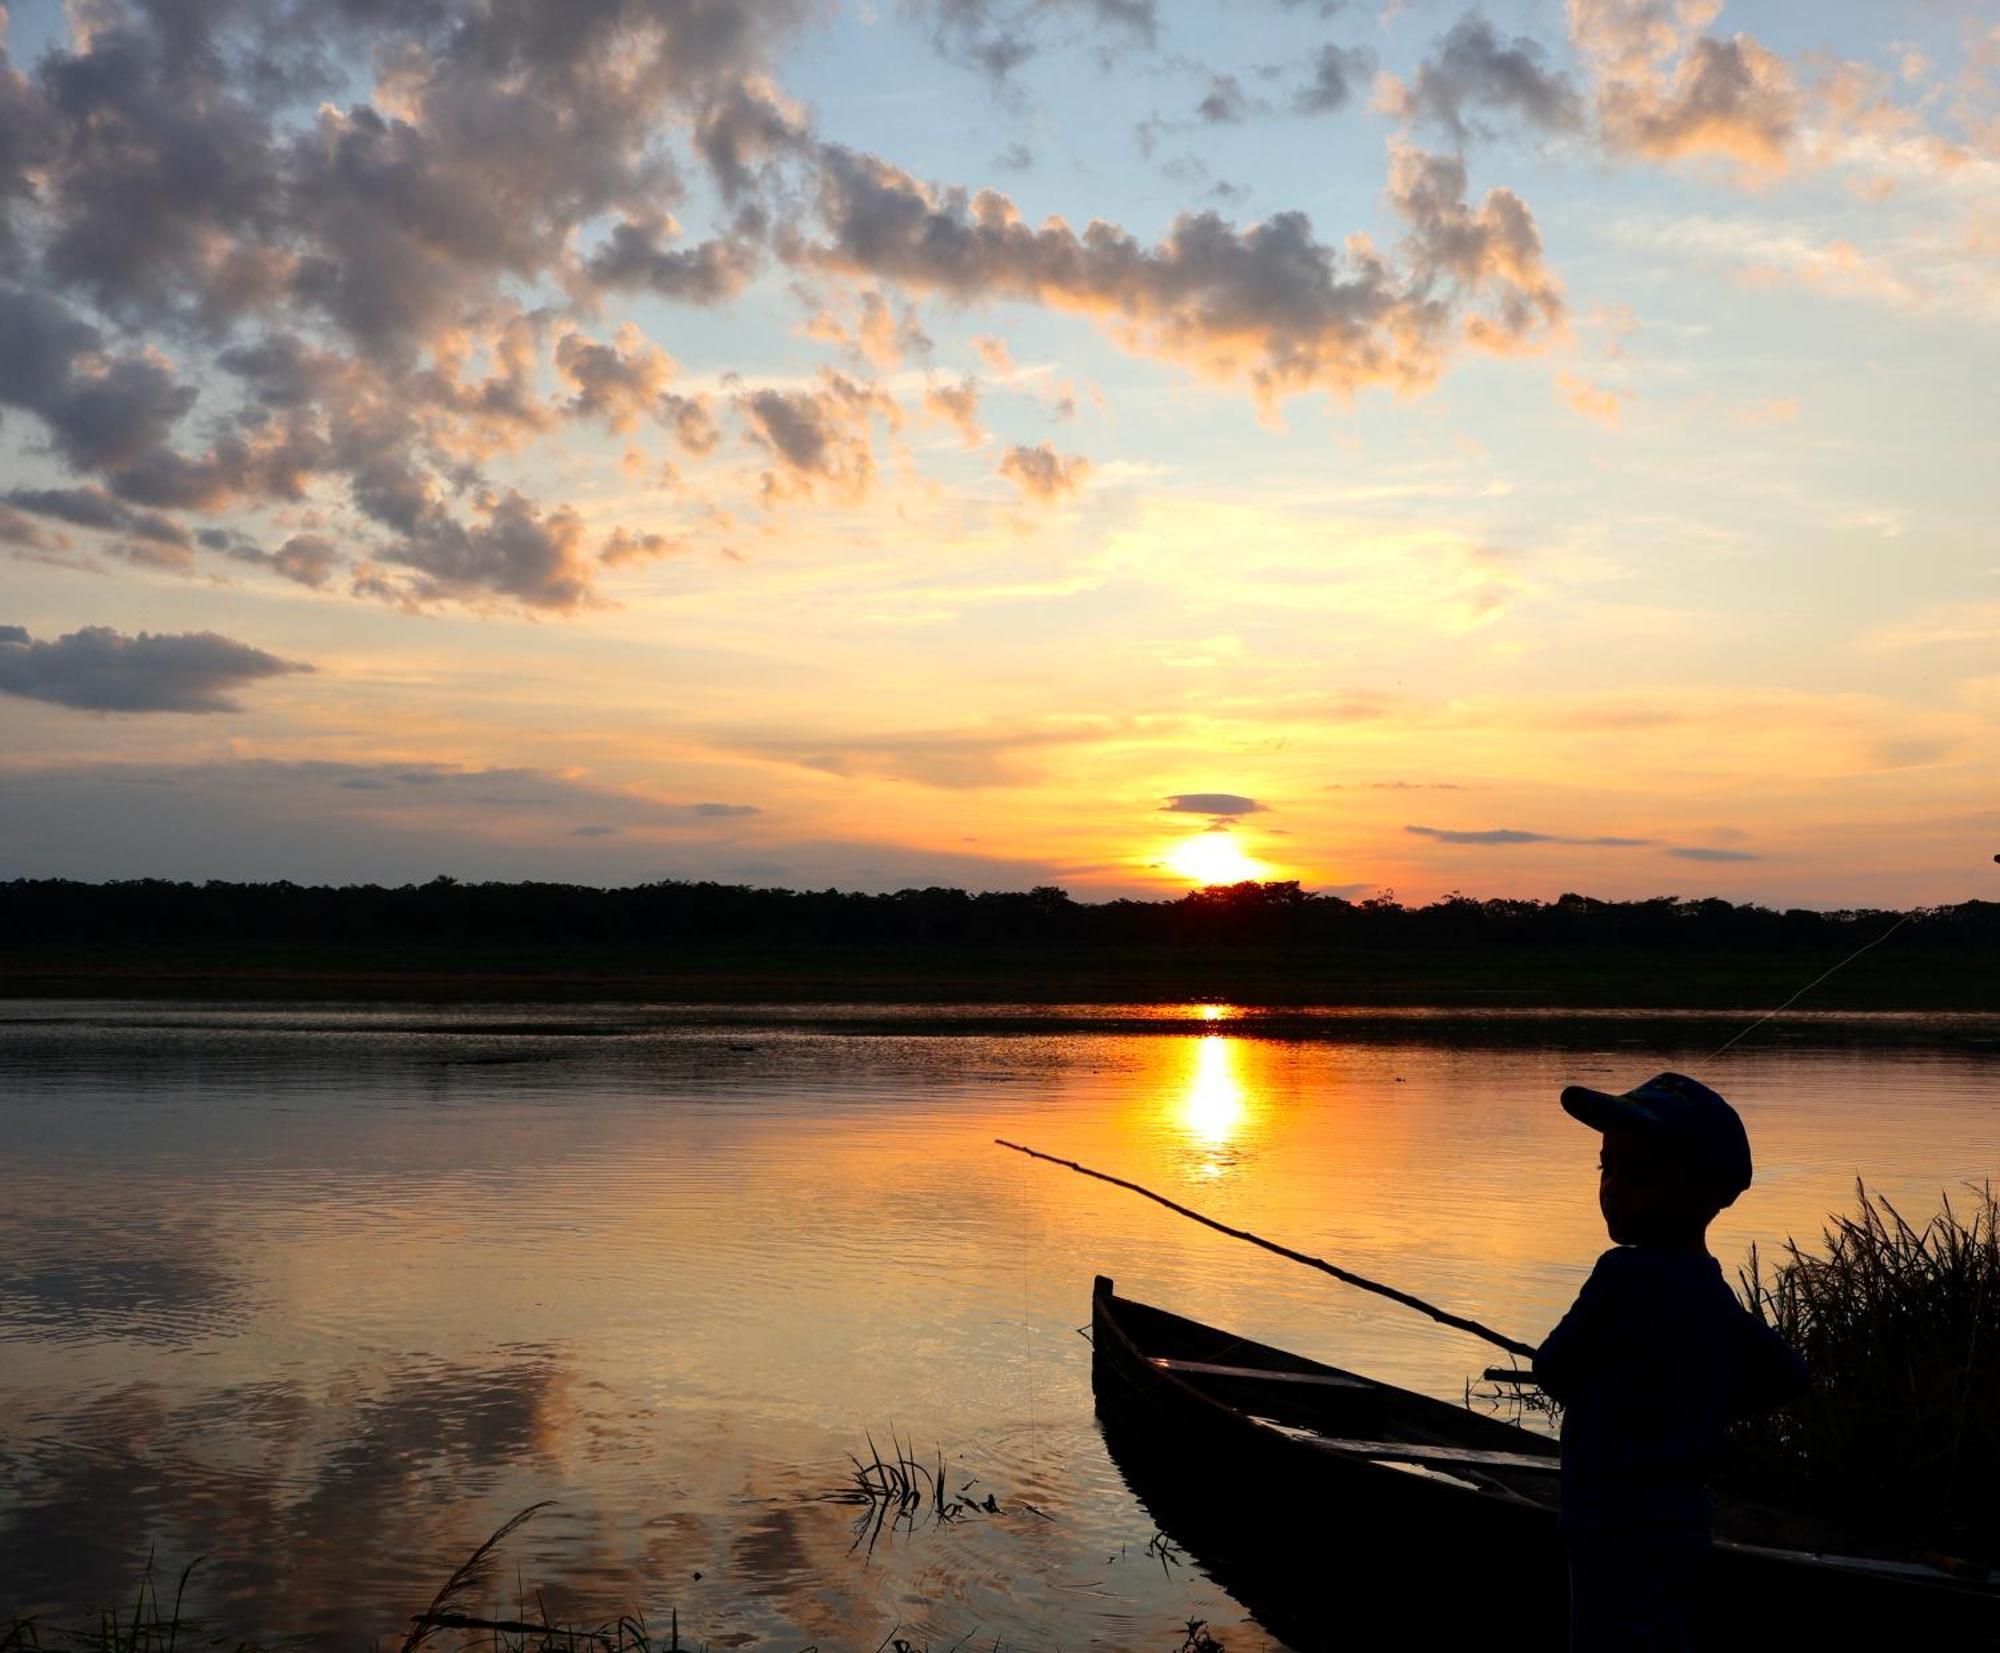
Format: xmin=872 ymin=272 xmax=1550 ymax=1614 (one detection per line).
xmin=4 ymin=1501 xmax=1223 ymax=1653
xmin=1728 ymin=1183 xmax=2000 ymax=1566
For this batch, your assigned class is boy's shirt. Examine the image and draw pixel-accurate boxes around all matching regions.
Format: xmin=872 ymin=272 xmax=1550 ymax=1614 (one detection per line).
xmin=1536 ymin=1246 xmax=1809 ymax=1555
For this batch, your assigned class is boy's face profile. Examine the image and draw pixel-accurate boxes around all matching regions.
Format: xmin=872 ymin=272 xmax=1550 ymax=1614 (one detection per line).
xmin=1597 ymin=1123 xmax=1718 ymax=1247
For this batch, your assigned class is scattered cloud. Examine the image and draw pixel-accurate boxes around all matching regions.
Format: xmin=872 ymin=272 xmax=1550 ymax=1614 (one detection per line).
xmin=1163 ymin=793 xmax=1267 ymax=815
xmin=736 ymin=373 xmax=900 ymax=505
xmin=1556 ymin=371 xmax=1627 ymax=426
xmin=999 ymin=442 xmax=1090 ymax=501
xmin=1295 ymin=45 xmax=1373 ymax=116
xmin=1327 ymin=780 xmax=1483 ymax=791
xmin=1568 ymin=2 xmax=1797 ymax=175
xmin=1598 ymin=35 xmax=1798 ymax=173
xmin=1382 ymin=14 xmax=1583 ymax=143
xmin=798 ymin=140 xmax=1564 ymax=408
xmin=1405 ymin=824 xmax=1653 ymax=847
xmin=914 ymin=0 xmax=1159 ymax=81
xmin=1196 ymin=73 xmax=1252 ymax=125
xmin=4 ymin=487 xmax=189 ymax=549
xmin=924 ymin=378 xmax=986 ymax=447
xmin=0 ymin=625 xmax=310 ymax=714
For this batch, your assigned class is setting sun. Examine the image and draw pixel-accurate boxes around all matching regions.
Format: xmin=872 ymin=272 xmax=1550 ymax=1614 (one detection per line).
xmin=1165 ymin=833 xmax=1268 ymax=888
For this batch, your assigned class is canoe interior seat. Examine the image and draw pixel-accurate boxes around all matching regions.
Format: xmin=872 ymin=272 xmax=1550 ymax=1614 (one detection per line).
xmin=1147 ymin=1357 xmax=1371 ymax=1389
xmin=1298 ymin=1435 xmax=1560 ymax=1473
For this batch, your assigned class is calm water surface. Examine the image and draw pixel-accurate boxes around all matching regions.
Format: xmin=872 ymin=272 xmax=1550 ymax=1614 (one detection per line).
xmin=1 ymin=1002 xmax=1995 ymax=1649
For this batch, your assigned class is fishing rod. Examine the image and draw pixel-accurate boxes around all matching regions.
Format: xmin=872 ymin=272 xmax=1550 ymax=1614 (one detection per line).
xmin=1703 ymin=909 xmax=1918 ymax=1062
xmin=1002 ymin=878 xmax=1982 ymax=1360
xmin=995 ymin=1138 xmax=1537 ymax=1359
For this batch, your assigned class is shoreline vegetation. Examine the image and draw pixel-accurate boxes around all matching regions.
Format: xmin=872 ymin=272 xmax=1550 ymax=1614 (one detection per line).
xmin=1727 ymin=1183 xmax=2000 ymax=1567
xmin=4 ymin=879 xmax=1997 ymax=1011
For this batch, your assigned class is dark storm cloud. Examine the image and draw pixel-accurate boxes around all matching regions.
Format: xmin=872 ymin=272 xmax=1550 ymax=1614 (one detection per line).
xmin=1162 ymin=794 xmax=1266 ymax=816
xmin=0 ymin=625 xmax=311 ymax=714
xmin=1390 ymin=14 xmax=1583 ymax=144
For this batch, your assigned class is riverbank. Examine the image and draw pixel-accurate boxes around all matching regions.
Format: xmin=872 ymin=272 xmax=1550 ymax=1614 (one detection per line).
xmin=4 ymin=937 xmax=1995 ymax=1011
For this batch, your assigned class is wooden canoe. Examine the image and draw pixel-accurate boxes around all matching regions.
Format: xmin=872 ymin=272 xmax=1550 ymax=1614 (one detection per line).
xmin=1089 ymin=1275 xmax=2000 ymax=1650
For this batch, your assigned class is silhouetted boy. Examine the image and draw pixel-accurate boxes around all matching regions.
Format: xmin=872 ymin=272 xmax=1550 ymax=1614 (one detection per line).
xmin=1535 ymin=1072 xmax=1808 ymax=1653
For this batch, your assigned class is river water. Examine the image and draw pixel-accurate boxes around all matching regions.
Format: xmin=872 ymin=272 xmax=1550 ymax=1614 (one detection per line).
xmin=1 ymin=1002 xmax=1995 ymax=1649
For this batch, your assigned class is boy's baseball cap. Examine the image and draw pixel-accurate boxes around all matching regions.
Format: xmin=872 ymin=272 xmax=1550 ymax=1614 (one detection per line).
xmin=1560 ymin=1071 xmax=1753 ymax=1206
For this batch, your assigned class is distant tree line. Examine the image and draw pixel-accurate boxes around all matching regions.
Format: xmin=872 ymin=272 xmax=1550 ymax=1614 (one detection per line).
xmin=5 ymin=876 xmax=1996 ymax=958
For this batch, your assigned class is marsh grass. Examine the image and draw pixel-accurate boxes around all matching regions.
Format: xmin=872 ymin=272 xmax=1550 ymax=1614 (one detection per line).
xmin=3 ymin=1556 xmax=224 ymax=1653
xmin=1727 ymin=1182 xmax=2000 ymax=1565
xmin=819 ymin=1432 xmax=1000 ymax=1556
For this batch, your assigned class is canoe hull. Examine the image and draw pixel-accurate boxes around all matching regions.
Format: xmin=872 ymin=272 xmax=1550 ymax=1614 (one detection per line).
xmin=1089 ymin=1276 xmax=2000 ymax=1651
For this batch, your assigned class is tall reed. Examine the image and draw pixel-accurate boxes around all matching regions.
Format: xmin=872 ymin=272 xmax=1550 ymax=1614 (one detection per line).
xmin=1729 ymin=1182 xmax=1999 ymax=1563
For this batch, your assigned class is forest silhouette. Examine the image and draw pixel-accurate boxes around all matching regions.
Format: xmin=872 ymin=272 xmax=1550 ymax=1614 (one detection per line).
xmin=5 ymin=878 xmax=1994 ymax=1009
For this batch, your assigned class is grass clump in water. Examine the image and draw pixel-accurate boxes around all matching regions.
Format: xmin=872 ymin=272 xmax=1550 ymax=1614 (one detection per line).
xmin=1728 ymin=1181 xmax=2000 ymax=1567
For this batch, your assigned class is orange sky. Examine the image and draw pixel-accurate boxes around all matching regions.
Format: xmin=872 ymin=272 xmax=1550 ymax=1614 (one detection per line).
xmin=2 ymin=0 xmax=1996 ymax=904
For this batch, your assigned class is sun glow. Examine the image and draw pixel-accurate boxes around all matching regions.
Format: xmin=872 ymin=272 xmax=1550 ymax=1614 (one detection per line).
xmin=1164 ymin=832 xmax=1268 ymax=887
xmin=1180 ymin=1037 xmax=1247 ymax=1149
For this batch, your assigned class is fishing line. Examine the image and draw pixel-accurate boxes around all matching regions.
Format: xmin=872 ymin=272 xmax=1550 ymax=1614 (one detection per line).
xmin=1703 ymin=910 xmax=1917 ymax=1063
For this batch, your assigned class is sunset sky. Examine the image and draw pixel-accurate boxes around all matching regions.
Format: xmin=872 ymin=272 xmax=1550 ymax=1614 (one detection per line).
xmin=2 ymin=0 xmax=1995 ymax=903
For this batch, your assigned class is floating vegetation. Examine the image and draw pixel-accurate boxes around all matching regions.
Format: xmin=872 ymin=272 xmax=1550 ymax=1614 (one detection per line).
xmin=1727 ymin=1182 xmax=2000 ymax=1566
xmin=820 ymin=1432 xmax=1000 ymax=1556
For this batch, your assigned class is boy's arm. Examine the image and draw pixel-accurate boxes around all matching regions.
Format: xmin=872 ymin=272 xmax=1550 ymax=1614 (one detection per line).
xmin=1732 ymin=1316 xmax=1810 ymax=1416
xmin=1533 ymin=1249 xmax=1624 ymax=1404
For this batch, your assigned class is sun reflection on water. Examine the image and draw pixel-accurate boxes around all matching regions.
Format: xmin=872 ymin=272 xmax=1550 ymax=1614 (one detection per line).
xmin=1175 ymin=1033 xmax=1256 ymax=1176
